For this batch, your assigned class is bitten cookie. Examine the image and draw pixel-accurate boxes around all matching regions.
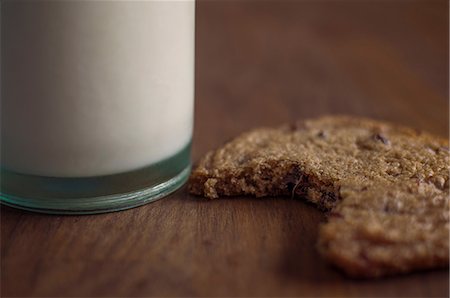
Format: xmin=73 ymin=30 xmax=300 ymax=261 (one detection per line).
xmin=188 ymin=115 xmax=449 ymax=277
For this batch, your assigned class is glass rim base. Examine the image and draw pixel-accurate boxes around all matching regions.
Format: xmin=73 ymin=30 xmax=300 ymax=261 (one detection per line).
xmin=0 ymin=143 xmax=191 ymax=215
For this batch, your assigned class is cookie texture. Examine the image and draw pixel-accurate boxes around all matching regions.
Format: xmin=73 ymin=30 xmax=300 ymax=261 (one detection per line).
xmin=188 ymin=115 xmax=449 ymax=277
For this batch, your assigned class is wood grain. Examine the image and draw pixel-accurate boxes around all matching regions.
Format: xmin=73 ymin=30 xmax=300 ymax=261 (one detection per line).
xmin=1 ymin=0 xmax=449 ymax=296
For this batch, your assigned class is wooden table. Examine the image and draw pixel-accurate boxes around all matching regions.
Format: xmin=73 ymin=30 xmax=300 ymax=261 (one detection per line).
xmin=2 ymin=1 xmax=448 ymax=296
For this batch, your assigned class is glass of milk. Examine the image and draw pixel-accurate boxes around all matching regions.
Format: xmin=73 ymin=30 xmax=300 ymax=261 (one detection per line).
xmin=0 ymin=0 xmax=195 ymax=214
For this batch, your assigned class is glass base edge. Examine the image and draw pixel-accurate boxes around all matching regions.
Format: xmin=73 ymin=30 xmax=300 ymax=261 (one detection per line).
xmin=0 ymin=165 xmax=191 ymax=215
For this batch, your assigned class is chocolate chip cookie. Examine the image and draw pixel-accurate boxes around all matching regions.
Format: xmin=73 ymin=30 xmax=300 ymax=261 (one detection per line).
xmin=189 ymin=115 xmax=449 ymax=277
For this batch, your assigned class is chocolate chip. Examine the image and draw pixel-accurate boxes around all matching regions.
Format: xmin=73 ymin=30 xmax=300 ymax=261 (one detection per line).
xmin=373 ymin=133 xmax=390 ymax=145
xmin=317 ymin=130 xmax=327 ymax=138
xmin=383 ymin=204 xmax=393 ymax=213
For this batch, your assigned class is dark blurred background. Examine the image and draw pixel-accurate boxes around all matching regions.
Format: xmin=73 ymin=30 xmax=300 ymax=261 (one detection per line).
xmin=194 ymin=0 xmax=448 ymax=159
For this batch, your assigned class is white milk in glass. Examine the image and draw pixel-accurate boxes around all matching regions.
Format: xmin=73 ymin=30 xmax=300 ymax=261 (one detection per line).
xmin=0 ymin=0 xmax=195 ymax=213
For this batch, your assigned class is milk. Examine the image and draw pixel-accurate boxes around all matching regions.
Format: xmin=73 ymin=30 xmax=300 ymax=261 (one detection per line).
xmin=1 ymin=0 xmax=195 ymax=177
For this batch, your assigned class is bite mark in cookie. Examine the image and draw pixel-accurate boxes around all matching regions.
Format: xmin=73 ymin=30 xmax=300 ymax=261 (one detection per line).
xmin=188 ymin=115 xmax=449 ymax=277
